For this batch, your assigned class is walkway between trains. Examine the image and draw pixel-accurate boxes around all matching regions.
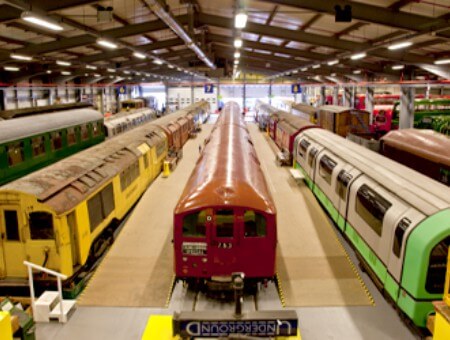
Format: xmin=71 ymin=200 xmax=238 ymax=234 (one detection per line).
xmin=77 ymin=124 xmax=214 ymax=307
xmin=248 ymin=124 xmax=372 ymax=307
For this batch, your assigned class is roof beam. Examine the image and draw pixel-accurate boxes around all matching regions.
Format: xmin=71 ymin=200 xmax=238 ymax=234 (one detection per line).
xmin=388 ymin=0 xmax=417 ymax=11
xmin=198 ymin=13 xmax=435 ymax=64
xmin=335 ymin=22 xmax=367 ymax=38
xmin=257 ymin=0 xmax=450 ymax=40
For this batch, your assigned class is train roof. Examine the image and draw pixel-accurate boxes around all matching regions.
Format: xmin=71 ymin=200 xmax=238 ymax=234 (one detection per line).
xmin=1 ymin=122 xmax=166 ymax=214
xmin=0 ymin=102 xmax=92 ymax=119
xmin=381 ymin=129 xmax=450 ymax=166
xmin=299 ymin=129 xmax=450 ymax=215
xmin=0 ymin=108 xmax=103 ymax=144
xmin=317 ymin=105 xmax=368 ymax=114
xmin=175 ymin=102 xmax=275 ymax=215
xmin=291 ymin=103 xmax=316 ymax=115
xmin=278 ymin=116 xmax=316 ymax=134
xmin=104 ymin=108 xmax=155 ymax=128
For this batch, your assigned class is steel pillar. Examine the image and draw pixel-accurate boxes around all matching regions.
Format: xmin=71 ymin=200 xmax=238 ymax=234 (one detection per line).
xmin=365 ymin=87 xmax=374 ymax=123
xmin=399 ymin=87 xmax=415 ymax=129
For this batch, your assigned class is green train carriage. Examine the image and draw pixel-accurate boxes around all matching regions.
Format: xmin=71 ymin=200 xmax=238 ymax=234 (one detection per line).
xmin=0 ymin=108 xmax=105 ymax=186
xmin=294 ymin=128 xmax=450 ymax=328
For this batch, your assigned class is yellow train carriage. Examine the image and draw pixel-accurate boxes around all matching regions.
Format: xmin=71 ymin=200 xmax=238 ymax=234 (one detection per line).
xmin=0 ymin=124 xmax=168 ymax=281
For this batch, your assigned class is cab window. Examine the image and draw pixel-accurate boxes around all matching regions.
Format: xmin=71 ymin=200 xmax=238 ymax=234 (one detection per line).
xmin=393 ymin=218 xmax=411 ymax=257
xmin=308 ymin=147 xmax=318 ymax=168
xmin=244 ymin=211 xmax=266 ymax=237
xmin=4 ymin=210 xmax=19 ymax=241
xmin=182 ymin=210 xmax=206 ymax=237
xmin=298 ymin=139 xmax=310 ymax=158
xmin=80 ymin=124 xmax=89 ymax=141
xmin=51 ymin=131 xmax=62 ymax=151
xmin=426 ymin=237 xmax=450 ymax=294
xmin=216 ymin=210 xmax=234 ymax=238
xmin=29 ymin=212 xmax=54 ymax=240
xmin=336 ymin=170 xmax=352 ymax=200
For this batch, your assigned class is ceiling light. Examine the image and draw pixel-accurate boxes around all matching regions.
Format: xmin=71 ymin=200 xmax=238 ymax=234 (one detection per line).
xmin=133 ymin=52 xmax=146 ymax=59
xmin=107 ymin=68 xmax=116 ymax=73
xmin=61 ymin=71 xmax=71 ymax=75
xmin=234 ymin=38 xmax=243 ymax=48
xmin=292 ymin=70 xmax=298 ymax=74
xmin=97 ymin=39 xmax=118 ymax=49
xmin=153 ymin=59 xmax=164 ymax=65
xmin=21 ymin=12 xmax=63 ymax=31
xmin=11 ymin=53 xmax=32 ymax=61
xmin=136 ymin=72 xmax=141 ymax=76
xmin=312 ymin=64 xmax=320 ymax=69
xmin=4 ymin=66 xmax=19 ymax=71
xmin=86 ymin=65 xmax=97 ymax=70
xmin=56 ymin=60 xmax=71 ymax=66
xmin=330 ymin=73 xmax=336 ymax=76
xmin=94 ymin=74 xmax=101 ymax=77
xmin=168 ymin=64 xmax=174 ymax=69
xmin=84 ymin=73 xmax=89 ymax=76
xmin=301 ymin=67 xmax=308 ymax=72
xmin=235 ymin=11 xmax=248 ymax=29
xmin=123 ymin=70 xmax=130 ymax=74
xmin=388 ymin=41 xmax=413 ymax=50
xmin=353 ymin=70 xmax=361 ymax=74
xmin=234 ymin=59 xmax=239 ymax=64
xmin=327 ymin=59 xmax=339 ymax=66
xmin=434 ymin=59 xmax=450 ymax=65
xmin=351 ymin=52 xmax=366 ymax=60
xmin=234 ymin=52 xmax=241 ymax=58
xmin=46 ymin=70 xmax=52 ymax=74
xmin=392 ymin=65 xmax=404 ymax=70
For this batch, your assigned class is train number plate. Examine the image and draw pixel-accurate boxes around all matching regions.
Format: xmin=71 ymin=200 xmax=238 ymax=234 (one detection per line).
xmin=218 ymin=242 xmax=232 ymax=249
xmin=182 ymin=242 xmax=207 ymax=256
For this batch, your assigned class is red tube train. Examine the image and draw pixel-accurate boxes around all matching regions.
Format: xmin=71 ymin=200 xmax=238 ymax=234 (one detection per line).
xmin=173 ymin=102 xmax=277 ymax=290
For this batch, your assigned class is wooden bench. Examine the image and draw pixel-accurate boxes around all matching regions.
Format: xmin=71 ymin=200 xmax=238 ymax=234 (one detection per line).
xmin=289 ymin=168 xmax=305 ymax=184
xmin=276 ymin=152 xmax=289 ymax=166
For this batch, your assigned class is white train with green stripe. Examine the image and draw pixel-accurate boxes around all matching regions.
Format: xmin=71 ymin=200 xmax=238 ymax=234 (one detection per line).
xmin=293 ymin=128 xmax=450 ymax=328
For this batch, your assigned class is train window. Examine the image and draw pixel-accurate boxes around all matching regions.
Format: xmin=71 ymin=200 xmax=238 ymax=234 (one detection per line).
xmin=80 ymin=125 xmax=89 ymax=141
xmin=101 ymin=184 xmax=115 ymax=218
xmin=308 ymin=147 xmax=318 ymax=168
xmin=88 ymin=193 xmax=103 ymax=231
xmin=31 ymin=136 xmax=45 ymax=157
xmin=355 ymin=185 xmax=392 ymax=237
xmin=67 ymin=128 xmax=76 ymax=146
xmin=425 ymin=237 xmax=450 ymax=294
xmin=120 ymin=161 xmax=140 ymax=191
xmin=244 ymin=211 xmax=266 ymax=237
xmin=4 ymin=210 xmax=19 ymax=241
xmin=336 ymin=170 xmax=353 ymax=200
xmin=51 ymin=132 xmax=62 ymax=151
xmin=182 ymin=210 xmax=206 ymax=237
xmin=298 ymin=139 xmax=310 ymax=158
xmin=93 ymin=122 xmax=102 ymax=137
xmin=144 ymin=154 xmax=149 ymax=169
xmin=319 ymin=155 xmax=337 ymax=185
xmin=393 ymin=218 xmax=411 ymax=258
xmin=156 ymin=141 xmax=166 ymax=158
xmin=7 ymin=142 xmax=24 ymax=166
xmin=29 ymin=212 xmax=54 ymax=240
xmin=216 ymin=210 xmax=234 ymax=238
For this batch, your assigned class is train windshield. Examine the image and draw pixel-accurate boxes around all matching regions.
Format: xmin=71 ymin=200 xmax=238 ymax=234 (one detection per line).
xmin=425 ymin=236 xmax=450 ymax=294
xmin=182 ymin=210 xmax=206 ymax=238
xmin=244 ymin=211 xmax=266 ymax=237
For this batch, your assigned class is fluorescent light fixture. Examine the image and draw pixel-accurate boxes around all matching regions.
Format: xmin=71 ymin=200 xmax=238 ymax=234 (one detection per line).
xmin=392 ymin=65 xmax=404 ymax=70
xmin=153 ymin=59 xmax=163 ymax=65
xmin=234 ymin=38 xmax=243 ymax=48
xmin=353 ymin=69 xmax=361 ymax=74
xmin=123 ymin=70 xmax=130 ymax=74
xmin=168 ymin=64 xmax=174 ymax=69
xmin=330 ymin=73 xmax=337 ymax=76
xmin=97 ymin=39 xmax=118 ymax=49
xmin=94 ymin=73 xmax=101 ymax=77
xmin=327 ymin=59 xmax=339 ymax=66
xmin=46 ymin=70 xmax=52 ymax=74
xmin=4 ymin=66 xmax=19 ymax=71
xmin=177 ymin=67 xmax=182 ymax=71
xmin=107 ymin=68 xmax=116 ymax=73
xmin=301 ymin=67 xmax=308 ymax=72
xmin=84 ymin=73 xmax=89 ymax=76
xmin=234 ymin=59 xmax=239 ymax=64
xmin=11 ymin=53 xmax=32 ymax=61
xmin=109 ymin=75 xmax=114 ymax=79
xmin=292 ymin=70 xmax=298 ymax=74
xmin=136 ymin=72 xmax=141 ymax=76
xmin=434 ymin=59 xmax=450 ymax=65
xmin=21 ymin=12 xmax=63 ymax=31
xmin=56 ymin=60 xmax=71 ymax=66
xmin=86 ymin=65 xmax=97 ymax=70
xmin=234 ymin=52 xmax=241 ymax=58
xmin=388 ymin=41 xmax=412 ymax=50
xmin=312 ymin=64 xmax=320 ymax=69
xmin=61 ymin=71 xmax=71 ymax=75
xmin=133 ymin=52 xmax=146 ymax=59
xmin=351 ymin=52 xmax=366 ymax=60
xmin=235 ymin=12 xmax=248 ymax=29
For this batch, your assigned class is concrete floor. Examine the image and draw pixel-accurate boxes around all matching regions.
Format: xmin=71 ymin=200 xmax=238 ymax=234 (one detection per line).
xmin=35 ymin=116 xmax=420 ymax=340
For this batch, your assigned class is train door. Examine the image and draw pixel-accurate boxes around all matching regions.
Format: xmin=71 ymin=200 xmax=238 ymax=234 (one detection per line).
xmin=0 ymin=206 xmax=26 ymax=277
xmin=334 ymin=166 xmax=361 ymax=232
xmin=210 ymin=209 xmax=237 ymax=277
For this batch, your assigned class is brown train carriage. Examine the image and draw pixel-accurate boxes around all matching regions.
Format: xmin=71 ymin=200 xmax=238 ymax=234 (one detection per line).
xmin=380 ymin=129 xmax=450 ymax=186
xmin=275 ymin=116 xmax=318 ymax=161
xmin=174 ymin=102 xmax=276 ymax=287
xmin=291 ymin=102 xmax=316 ymax=123
xmin=316 ymin=105 xmax=370 ymax=137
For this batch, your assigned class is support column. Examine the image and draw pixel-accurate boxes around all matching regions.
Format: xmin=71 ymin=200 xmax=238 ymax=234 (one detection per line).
xmin=425 ymin=84 xmax=430 ymax=99
xmin=243 ymin=72 xmax=246 ymax=112
xmin=0 ymin=89 xmax=5 ymax=111
xmin=217 ymin=79 xmax=221 ymax=111
xmin=99 ymin=88 xmax=105 ymax=115
xmin=344 ymin=87 xmax=352 ymax=107
xmin=269 ymin=80 xmax=272 ymax=105
xmin=14 ymin=85 xmax=18 ymax=109
xmin=365 ymin=87 xmax=374 ymax=123
xmin=320 ymin=86 xmax=326 ymax=105
xmin=333 ymin=86 xmax=339 ymax=105
xmin=400 ymin=87 xmax=415 ymax=129
xmin=165 ymin=81 xmax=169 ymax=111
xmin=49 ymin=88 xmax=54 ymax=105
xmin=191 ymin=79 xmax=194 ymax=106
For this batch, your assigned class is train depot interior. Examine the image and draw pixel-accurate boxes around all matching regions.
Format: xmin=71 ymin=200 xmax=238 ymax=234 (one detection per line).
xmin=0 ymin=1 xmax=449 ymax=339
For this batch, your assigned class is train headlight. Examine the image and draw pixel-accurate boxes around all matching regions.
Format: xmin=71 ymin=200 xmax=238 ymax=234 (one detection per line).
xmin=183 ymin=257 xmax=187 ymax=262
xmin=202 ymin=258 xmax=207 ymax=263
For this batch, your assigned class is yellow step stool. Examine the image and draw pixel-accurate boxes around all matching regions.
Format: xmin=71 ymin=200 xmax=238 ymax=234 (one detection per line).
xmin=0 ymin=311 xmax=13 ymax=340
